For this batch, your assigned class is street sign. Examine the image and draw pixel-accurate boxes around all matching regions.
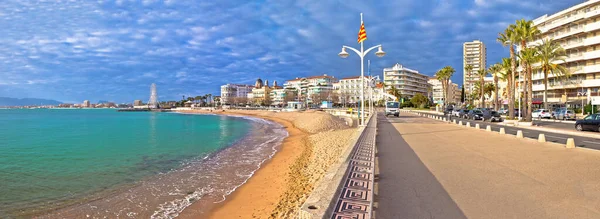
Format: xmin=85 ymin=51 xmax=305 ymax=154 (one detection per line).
xmin=592 ymin=96 xmax=600 ymax=105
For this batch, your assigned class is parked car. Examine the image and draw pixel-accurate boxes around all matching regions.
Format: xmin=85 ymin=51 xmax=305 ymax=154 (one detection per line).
xmin=483 ymin=111 xmax=503 ymax=122
xmin=498 ymin=108 xmax=508 ymax=115
xmin=557 ymin=109 xmax=576 ymax=120
xmin=458 ymin=109 xmax=468 ymax=118
xmin=443 ymin=106 xmax=454 ymax=116
xmin=467 ymin=110 xmax=485 ymax=120
xmin=552 ymin=108 xmax=564 ymax=119
xmin=532 ymin=109 xmax=551 ymax=119
xmin=575 ymin=113 xmax=600 ymax=132
xmin=451 ymin=109 xmax=460 ymax=117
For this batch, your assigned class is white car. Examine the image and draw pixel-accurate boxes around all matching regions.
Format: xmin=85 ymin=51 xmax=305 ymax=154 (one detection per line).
xmin=532 ymin=109 xmax=551 ymax=119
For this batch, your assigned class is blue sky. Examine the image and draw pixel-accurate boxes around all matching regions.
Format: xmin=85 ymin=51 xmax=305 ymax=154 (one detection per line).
xmin=0 ymin=0 xmax=582 ymax=103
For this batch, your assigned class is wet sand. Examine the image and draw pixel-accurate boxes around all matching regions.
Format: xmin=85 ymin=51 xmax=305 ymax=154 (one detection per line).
xmin=176 ymin=109 xmax=356 ymax=219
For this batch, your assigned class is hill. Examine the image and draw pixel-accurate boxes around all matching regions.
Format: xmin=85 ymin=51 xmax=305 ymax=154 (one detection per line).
xmin=0 ymin=97 xmax=63 ymax=106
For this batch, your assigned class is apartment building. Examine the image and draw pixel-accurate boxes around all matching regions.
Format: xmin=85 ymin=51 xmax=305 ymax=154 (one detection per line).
xmin=427 ymin=77 xmax=460 ymax=105
xmin=220 ymin=84 xmax=254 ymax=105
xmin=528 ymin=0 xmax=600 ymax=108
xmin=383 ymin=63 xmax=430 ymax=99
xmin=463 ymin=40 xmax=487 ymax=97
xmin=337 ymin=76 xmax=383 ymax=104
xmin=283 ymin=74 xmax=337 ymax=104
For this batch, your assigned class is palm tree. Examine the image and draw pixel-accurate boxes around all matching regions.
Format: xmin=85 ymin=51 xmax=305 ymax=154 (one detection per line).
xmin=515 ymin=19 xmax=541 ymax=121
xmin=488 ymin=64 xmax=503 ymax=110
xmin=484 ymin=83 xmax=496 ymax=102
xmin=195 ymin=96 xmax=202 ymax=105
xmin=518 ymin=47 xmax=540 ymax=122
xmin=388 ymin=86 xmax=402 ymax=102
xmin=435 ymin=66 xmax=456 ymax=108
xmin=537 ymin=38 xmax=568 ymax=109
xmin=207 ymin=94 xmax=213 ymax=107
xmin=497 ymin=24 xmax=518 ymax=119
xmin=475 ymin=69 xmax=487 ymax=108
xmin=464 ymin=64 xmax=474 ymax=104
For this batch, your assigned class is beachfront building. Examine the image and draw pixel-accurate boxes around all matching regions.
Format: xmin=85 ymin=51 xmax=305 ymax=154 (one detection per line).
xmin=337 ymin=76 xmax=383 ymax=105
xmin=283 ymin=74 xmax=338 ymax=104
xmin=83 ymin=100 xmax=90 ymax=108
xmin=383 ymin=63 xmax=429 ymax=99
xmin=220 ymin=84 xmax=254 ymax=105
xmin=133 ymin=100 xmax=143 ymax=106
xmin=463 ymin=40 xmax=487 ymax=98
xmin=526 ymin=1 xmax=600 ymax=109
xmin=428 ymin=77 xmax=461 ymax=105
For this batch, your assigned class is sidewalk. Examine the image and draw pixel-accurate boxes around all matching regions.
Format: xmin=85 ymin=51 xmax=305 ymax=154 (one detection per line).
xmin=376 ymin=112 xmax=600 ymax=218
xmin=405 ymin=109 xmax=600 ymax=140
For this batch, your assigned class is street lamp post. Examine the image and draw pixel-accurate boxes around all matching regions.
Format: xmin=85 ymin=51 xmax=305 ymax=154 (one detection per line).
xmin=339 ymin=13 xmax=386 ymax=126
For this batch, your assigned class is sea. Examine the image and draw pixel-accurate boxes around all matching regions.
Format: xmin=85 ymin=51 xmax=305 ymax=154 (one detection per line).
xmin=0 ymin=109 xmax=287 ymax=218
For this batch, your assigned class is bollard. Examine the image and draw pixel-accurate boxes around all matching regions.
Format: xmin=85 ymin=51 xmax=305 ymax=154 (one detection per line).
xmin=538 ymin=134 xmax=546 ymax=143
xmin=499 ymin=128 xmax=506 ymax=134
xmin=566 ymin=138 xmax=575 ymax=149
xmin=475 ymin=124 xmax=480 ymax=129
xmin=458 ymin=121 xmax=463 ymax=126
xmin=516 ymin=130 xmax=523 ymax=138
xmin=486 ymin=125 xmax=491 ymax=132
xmin=453 ymin=119 xmax=456 ymax=123
xmin=443 ymin=118 xmax=447 ymax=121
xmin=466 ymin=122 xmax=470 ymax=127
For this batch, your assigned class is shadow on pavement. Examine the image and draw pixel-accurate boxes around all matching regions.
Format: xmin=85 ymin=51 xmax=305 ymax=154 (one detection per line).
xmin=375 ymin=113 xmax=467 ymax=219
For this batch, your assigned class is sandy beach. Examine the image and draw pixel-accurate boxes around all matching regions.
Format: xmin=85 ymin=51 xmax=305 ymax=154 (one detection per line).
xmin=175 ymin=109 xmax=357 ymax=219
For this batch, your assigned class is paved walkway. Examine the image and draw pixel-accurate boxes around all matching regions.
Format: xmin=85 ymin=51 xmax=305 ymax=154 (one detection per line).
xmin=376 ymin=112 xmax=600 ymax=219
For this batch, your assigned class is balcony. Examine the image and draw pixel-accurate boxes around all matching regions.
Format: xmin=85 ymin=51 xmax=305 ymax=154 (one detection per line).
xmin=553 ymin=26 xmax=584 ymax=40
xmin=585 ymin=50 xmax=600 ymax=60
xmin=585 ymin=9 xmax=600 ymax=19
xmin=544 ymin=13 xmax=584 ymax=31
xmin=584 ymin=64 xmax=600 ymax=73
xmin=565 ymin=53 xmax=584 ymax=62
xmin=586 ymin=21 xmax=600 ymax=33
xmin=563 ymin=39 xmax=584 ymax=50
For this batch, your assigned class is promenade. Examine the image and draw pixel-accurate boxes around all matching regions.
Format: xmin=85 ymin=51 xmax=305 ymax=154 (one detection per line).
xmin=376 ymin=112 xmax=600 ymax=218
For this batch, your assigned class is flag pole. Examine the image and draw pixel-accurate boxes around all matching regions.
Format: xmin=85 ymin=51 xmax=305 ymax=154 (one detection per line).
xmin=360 ymin=13 xmax=365 ymax=126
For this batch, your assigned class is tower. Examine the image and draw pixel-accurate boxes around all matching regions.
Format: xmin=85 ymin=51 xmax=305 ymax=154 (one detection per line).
xmin=148 ymin=83 xmax=159 ymax=109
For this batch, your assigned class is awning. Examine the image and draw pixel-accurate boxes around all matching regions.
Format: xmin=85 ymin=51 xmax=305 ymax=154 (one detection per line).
xmin=532 ymin=98 xmax=543 ymax=105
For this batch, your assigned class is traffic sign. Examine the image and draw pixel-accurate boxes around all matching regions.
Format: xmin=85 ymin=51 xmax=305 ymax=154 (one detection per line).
xmin=592 ymin=96 xmax=600 ymax=105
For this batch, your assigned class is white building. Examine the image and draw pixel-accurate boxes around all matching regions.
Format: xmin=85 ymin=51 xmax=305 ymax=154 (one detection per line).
xmin=338 ymin=76 xmax=383 ymax=104
xmin=527 ymin=0 xmax=600 ymax=108
xmin=83 ymin=100 xmax=90 ymax=108
xmin=383 ymin=63 xmax=430 ymax=99
xmin=463 ymin=40 xmax=487 ymax=98
xmin=428 ymin=77 xmax=460 ymax=105
xmin=283 ymin=74 xmax=337 ymax=104
xmin=220 ymin=84 xmax=254 ymax=105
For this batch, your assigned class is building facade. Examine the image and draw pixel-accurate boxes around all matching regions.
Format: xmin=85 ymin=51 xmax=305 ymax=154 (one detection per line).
xmin=133 ymin=100 xmax=143 ymax=106
xmin=283 ymin=74 xmax=337 ymax=104
xmin=528 ymin=0 xmax=600 ymax=108
xmin=337 ymin=76 xmax=383 ymax=104
xmin=463 ymin=40 xmax=487 ymax=98
xmin=220 ymin=84 xmax=254 ymax=105
xmin=383 ymin=63 xmax=429 ymax=99
xmin=83 ymin=100 xmax=90 ymax=108
xmin=428 ymin=77 xmax=460 ymax=105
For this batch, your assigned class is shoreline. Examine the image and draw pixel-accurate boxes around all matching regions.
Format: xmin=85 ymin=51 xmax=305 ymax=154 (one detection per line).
xmin=175 ymin=109 xmax=309 ymax=218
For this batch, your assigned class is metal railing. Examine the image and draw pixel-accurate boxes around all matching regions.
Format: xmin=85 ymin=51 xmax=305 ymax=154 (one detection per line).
xmin=330 ymin=113 xmax=377 ymax=219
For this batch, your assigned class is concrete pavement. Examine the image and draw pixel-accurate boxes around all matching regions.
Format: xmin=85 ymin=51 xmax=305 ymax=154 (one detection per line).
xmin=375 ymin=112 xmax=600 ymax=218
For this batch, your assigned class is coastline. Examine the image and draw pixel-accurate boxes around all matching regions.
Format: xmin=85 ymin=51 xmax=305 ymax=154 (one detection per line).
xmin=175 ymin=110 xmax=307 ymax=218
xmin=175 ymin=109 xmax=357 ymax=219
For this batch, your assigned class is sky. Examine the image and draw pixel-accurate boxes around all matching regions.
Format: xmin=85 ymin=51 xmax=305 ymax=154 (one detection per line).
xmin=0 ymin=0 xmax=584 ymax=103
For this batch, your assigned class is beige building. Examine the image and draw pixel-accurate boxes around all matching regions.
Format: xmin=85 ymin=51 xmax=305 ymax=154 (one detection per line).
xmin=220 ymin=84 xmax=253 ymax=105
xmin=528 ymin=0 xmax=600 ymax=108
xmin=463 ymin=40 xmax=487 ymax=98
xmin=283 ymin=74 xmax=337 ymax=104
xmin=428 ymin=77 xmax=460 ymax=105
xmin=383 ymin=63 xmax=429 ymax=99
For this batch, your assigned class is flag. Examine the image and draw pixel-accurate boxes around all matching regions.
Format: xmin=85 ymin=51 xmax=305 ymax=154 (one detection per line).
xmin=357 ymin=23 xmax=367 ymax=43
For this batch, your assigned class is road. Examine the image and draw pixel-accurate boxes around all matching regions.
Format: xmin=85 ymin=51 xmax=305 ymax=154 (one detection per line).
xmin=411 ymin=111 xmax=600 ymax=149
xmin=376 ymin=112 xmax=600 ymax=218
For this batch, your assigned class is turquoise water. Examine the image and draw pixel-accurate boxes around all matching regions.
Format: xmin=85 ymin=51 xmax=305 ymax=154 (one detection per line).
xmin=0 ymin=109 xmax=253 ymax=216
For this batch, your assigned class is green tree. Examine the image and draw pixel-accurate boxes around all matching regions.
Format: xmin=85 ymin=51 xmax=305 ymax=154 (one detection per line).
xmin=388 ymin=86 xmax=402 ymax=101
xmin=498 ymin=24 xmax=518 ymax=119
xmin=537 ymin=38 xmax=568 ymax=109
xmin=194 ymin=96 xmax=202 ymax=105
xmin=488 ymin=63 xmax=503 ymax=110
xmin=435 ymin=66 xmax=456 ymax=108
xmin=515 ymin=19 xmax=541 ymax=122
xmin=410 ymin=93 xmax=428 ymax=108
xmin=475 ymin=69 xmax=487 ymax=108
xmin=464 ymin=64 xmax=473 ymax=103
xmin=461 ymin=86 xmax=465 ymax=103
xmin=484 ymin=83 xmax=495 ymax=102
xmin=518 ymin=47 xmax=540 ymax=122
